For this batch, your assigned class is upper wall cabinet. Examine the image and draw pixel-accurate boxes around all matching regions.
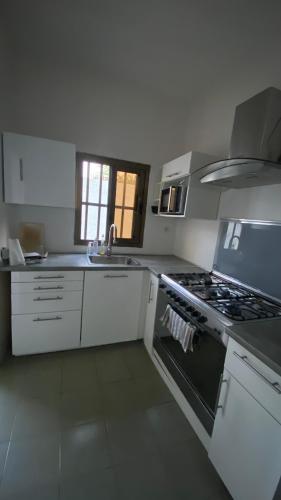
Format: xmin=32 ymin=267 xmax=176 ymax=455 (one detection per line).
xmin=2 ymin=132 xmax=76 ymax=208
xmin=162 ymin=151 xmax=215 ymax=182
xmin=159 ymin=151 xmax=221 ymax=219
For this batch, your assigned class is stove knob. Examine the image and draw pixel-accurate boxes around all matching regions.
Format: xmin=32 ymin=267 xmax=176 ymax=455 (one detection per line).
xmin=179 ymin=300 xmax=186 ymax=306
xmin=166 ymin=290 xmax=172 ymax=296
xmin=191 ymin=311 xmax=200 ymax=317
xmin=159 ymin=284 xmax=166 ymax=289
xmin=170 ymin=293 xmax=177 ymax=299
xmin=174 ymin=297 xmax=181 ymax=303
xmin=198 ymin=316 xmax=207 ymax=323
xmin=185 ymin=306 xmax=194 ymax=312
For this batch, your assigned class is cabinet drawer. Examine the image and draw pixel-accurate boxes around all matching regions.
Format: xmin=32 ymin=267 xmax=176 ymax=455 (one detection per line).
xmin=225 ymin=338 xmax=281 ymax=424
xmin=12 ymin=310 xmax=81 ymax=355
xmin=12 ymin=271 xmax=84 ymax=282
xmin=12 ymin=281 xmax=83 ymax=293
xmin=12 ymin=290 xmax=82 ymax=315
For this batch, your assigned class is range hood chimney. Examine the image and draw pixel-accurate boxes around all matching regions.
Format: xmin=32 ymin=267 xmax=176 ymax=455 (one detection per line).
xmin=199 ymin=87 xmax=281 ymax=188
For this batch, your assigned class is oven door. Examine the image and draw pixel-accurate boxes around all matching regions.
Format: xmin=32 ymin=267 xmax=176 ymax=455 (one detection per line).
xmin=153 ymin=285 xmax=226 ymax=435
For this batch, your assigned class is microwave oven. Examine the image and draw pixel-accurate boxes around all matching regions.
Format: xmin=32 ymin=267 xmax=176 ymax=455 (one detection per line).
xmin=159 ymin=178 xmax=188 ymax=215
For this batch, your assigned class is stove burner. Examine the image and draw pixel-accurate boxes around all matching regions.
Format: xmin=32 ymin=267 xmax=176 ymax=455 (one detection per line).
xmin=165 ymin=271 xmax=281 ymax=322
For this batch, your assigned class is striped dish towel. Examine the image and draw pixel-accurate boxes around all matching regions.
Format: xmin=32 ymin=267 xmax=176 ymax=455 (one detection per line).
xmin=161 ymin=305 xmax=196 ymax=353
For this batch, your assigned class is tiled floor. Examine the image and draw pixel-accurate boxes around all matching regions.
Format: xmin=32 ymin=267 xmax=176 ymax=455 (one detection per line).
xmin=0 ymin=341 xmax=231 ymax=499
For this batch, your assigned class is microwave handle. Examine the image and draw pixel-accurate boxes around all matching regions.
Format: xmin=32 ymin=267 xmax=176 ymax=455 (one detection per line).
xmin=167 ymin=186 xmax=173 ymax=213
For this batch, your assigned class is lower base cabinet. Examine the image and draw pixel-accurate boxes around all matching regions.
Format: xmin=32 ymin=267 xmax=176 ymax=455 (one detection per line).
xmin=12 ymin=310 xmax=81 ymax=355
xmin=209 ymin=339 xmax=281 ymax=500
xmin=81 ymin=270 xmax=144 ymax=347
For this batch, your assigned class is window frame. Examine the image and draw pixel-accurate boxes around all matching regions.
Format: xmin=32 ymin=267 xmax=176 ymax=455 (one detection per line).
xmin=74 ymin=152 xmax=150 ymax=247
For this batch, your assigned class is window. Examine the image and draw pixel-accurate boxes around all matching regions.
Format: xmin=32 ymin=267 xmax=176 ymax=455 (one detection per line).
xmin=75 ymin=153 xmax=150 ymax=247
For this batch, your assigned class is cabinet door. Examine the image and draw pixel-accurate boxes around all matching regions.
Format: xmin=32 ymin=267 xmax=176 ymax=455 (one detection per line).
xmin=143 ymin=273 xmax=158 ymax=355
xmin=81 ymin=271 xmax=144 ymax=347
xmin=162 ymin=153 xmax=191 ymax=182
xmin=3 ymin=132 xmax=75 ymax=208
xmin=209 ymin=371 xmax=281 ymax=500
xmin=12 ymin=310 xmax=81 ymax=355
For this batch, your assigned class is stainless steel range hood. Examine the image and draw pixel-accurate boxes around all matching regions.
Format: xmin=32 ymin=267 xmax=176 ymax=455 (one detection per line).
xmin=199 ymin=87 xmax=281 ymax=188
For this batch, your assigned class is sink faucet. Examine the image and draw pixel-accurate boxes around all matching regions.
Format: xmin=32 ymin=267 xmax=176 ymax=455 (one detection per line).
xmin=106 ymin=224 xmax=118 ymax=256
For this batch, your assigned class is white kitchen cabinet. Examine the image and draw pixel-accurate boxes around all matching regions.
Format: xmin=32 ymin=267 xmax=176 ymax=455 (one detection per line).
xmin=11 ymin=271 xmax=83 ymax=355
xmin=3 ymin=132 xmax=75 ymax=208
xmin=209 ymin=339 xmax=281 ymax=500
xmin=143 ymin=273 xmax=159 ymax=354
xmin=81 ymin=270 xmax=144 ymax=347
xmin=12 ymin=310 xmax=81 ymax=356
xmin=161 ymin=151 xmax=216 ymax=182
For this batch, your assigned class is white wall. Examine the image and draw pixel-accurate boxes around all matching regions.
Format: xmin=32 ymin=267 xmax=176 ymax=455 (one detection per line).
xmin=6 ymin=58 xmax=189 ymax=254
xmin=174 ymin=82 xmax=281 ymax=270
xmin=0 ymin=27 xmax=11 ymax=250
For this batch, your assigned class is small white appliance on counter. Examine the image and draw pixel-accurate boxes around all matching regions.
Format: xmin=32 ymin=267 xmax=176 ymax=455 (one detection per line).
xmin=159 ymin=151 xmax=221 ymax=218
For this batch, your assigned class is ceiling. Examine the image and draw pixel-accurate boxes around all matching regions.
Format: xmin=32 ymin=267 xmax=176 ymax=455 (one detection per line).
xmin=2 ymin=0 xmax=281 ymax=102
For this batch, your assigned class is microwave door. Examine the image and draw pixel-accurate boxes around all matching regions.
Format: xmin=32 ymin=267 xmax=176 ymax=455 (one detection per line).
xmin=160 ymin=187 xmax=172 ymax=213
xmin=170 ymin=186 xmax=186 ymax=214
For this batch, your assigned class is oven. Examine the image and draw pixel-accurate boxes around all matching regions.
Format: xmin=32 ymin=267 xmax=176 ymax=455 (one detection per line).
xmin=153 ymin=279 xmax=227 ymax=435
xmin=159 ymin=178 xmax=188 ymax=215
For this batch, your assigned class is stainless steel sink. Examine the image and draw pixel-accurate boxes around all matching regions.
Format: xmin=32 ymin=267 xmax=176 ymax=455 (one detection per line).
xmin=88 ymin=255 xmax=140 ymax=266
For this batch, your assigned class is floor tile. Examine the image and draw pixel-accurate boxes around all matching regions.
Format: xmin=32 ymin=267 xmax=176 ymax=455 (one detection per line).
xmin=18 ymin=366 xmax=62 ymax=397
xmin=161 ymin=438 xmax=231 ymax=500
xmin=11 ymin=395 xmax=60 ymax=440
xmin=146 ymin=401 xmax=196 ymax=449
xmin=60 ymin=468 xmax=119 ymax=500
xmin=61 ymin=356 xmax=98 ymax=394
xmin=60 ymin=390 xmax=103 ymax=427
xmin=0 ymin=480 xmax=59 ymax=500
xmin=102 ymin=379 xmax=138 ymax=418
xmin=134 ymin=373 xmax=173 ymax=410
xmin=0 ymin=392 xmax=20 ymax=443
xmin=95 ymin=349 xmax=131 ymax=384
xmin=122 ymin=342 xmax=156 ymax=379
xmin=115 ymin=453 xmax=172 ymax=500
xmin=61 ymin=422 xmax=111 ymax=477
xmin=0 ymin=442 xmax=8 ymax=480
xmin=106 ymin=411 xmax=159 ymax=465
xmin=1 ymin=434 xmax=60 ymax=492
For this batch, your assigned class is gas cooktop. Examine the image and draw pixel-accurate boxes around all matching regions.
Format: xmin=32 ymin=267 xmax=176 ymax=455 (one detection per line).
xmin=165 ymin=272 xmax=281 ymax=322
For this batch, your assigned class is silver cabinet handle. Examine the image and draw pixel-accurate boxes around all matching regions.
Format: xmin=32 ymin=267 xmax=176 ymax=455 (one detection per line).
xmin=166 ymin=171 xmax=182 ymax=178
xmin=19 ymin=158 xmax=24 ymax=181
xmin=148 ymin=281 xmax=154 ymax=303
xmin=33 ymin=275 xmax=65 ymax=280
xmin=33 ymin=316 xmax=62 ymax=322
xmin=33 ymin=286 xmax=64 ymax=290
xmin=104 ymin=275 xmax=128 ymax=278
xmin=233 ymin=351 xmax=281 ymax=394
xmin=33 ymin=296 xmax=63 ymax=301
xmin=215 ymin=375 xmax=228 ymax=413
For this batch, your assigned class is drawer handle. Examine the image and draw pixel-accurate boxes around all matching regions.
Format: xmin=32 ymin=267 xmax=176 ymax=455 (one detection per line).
xmin=33 ymin=275 xmax=65 ymax=280
xmin=166 ymin=171 xmax=182 ymax=178
xmin=33 ymin=286 xmax=64 ymax=290
xmin=104 ymin=275 xmax=128 ymax=278
xmin=33 ymin=296 xmax=63 ymax=301
xmin=233 ymin=351 xmax=281 ymax=394
xmin=148 ymin=281 xmax=154 ymax=303
xmin=33 ymin=316 xmax=62 ymax=322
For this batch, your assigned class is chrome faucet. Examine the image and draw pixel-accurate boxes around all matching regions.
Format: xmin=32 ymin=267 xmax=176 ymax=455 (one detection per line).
xmin=106 ymin=224 xmax=118 ymax=256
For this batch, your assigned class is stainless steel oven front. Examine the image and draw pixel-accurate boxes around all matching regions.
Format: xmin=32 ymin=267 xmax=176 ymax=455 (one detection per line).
xmin=153 ymin=280 xmax=226 ymax=435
